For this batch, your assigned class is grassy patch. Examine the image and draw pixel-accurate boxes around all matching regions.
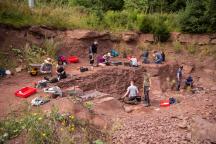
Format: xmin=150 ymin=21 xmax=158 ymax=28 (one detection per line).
xmin=172 ymin=41 xmax=182 ymax=53
xmin=0 ymin=0 xmax=178 ymax=32
xmin=0 ymin=107 xmax=108 ymax=144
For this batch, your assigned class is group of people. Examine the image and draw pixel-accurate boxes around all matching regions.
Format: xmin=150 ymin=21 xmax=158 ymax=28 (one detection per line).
xmin=37 ymin=40 xmax=194 ymax=107
xmin=120 ymin=73 xmax=151 ymax=106
xmin=128 ymin=50 xmax=165 ymax=67
xmin=88 ymin=41 xmax=112 ymax=66
xmin=39 ymin=57 xmax=67 ymax=83
xmin=140 ymin=50 xmax=165 ymax=64
xmin=121 ymin=66 xmax=194 ymax=106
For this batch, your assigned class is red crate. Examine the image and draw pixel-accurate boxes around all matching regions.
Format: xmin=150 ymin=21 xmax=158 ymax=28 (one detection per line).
xmin=160 ymin=100 xmax=170 ymax=107
xmin=67 ymin=56 xmax=79 ymax=63
xmin=15 ymin=87 xmax=37 ymax=98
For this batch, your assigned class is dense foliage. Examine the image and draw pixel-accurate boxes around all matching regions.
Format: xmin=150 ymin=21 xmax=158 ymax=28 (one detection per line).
xmin=0 ymin=0 xmax=216 ymax=36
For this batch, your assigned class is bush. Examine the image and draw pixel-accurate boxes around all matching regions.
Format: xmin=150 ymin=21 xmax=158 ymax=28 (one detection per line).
xmin=178 ymin=1 xmax=208 ymax=33
xmin=152 ymin=16 xmax=170 ymax=42
xmin=71 ymin=0 xmax=124 ymax=11
xmin=104 ymin=11 xmax=129 ymax=30
xmin=138 ymin=15 xmax=153 ymax=33
xmin=22 ymin=39 xmax=58 ymax=64
xmin=206 ymin=0 xmax=216 ymax=32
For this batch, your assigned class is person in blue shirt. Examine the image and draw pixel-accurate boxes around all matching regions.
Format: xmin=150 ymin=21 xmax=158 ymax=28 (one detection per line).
xmin=184 ymin=75 xmax=193 ymax=89
xmin=176 ymin=66 xmax=183 ymax=91
xmin=153 ymin=51 xmax=163 ymax=64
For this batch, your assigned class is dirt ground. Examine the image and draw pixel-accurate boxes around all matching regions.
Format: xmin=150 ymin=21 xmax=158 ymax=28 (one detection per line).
xmin=0 ymin=55 xmax=216 ymax=144
xmin=1 ymin=26 xmax=216 ymax=144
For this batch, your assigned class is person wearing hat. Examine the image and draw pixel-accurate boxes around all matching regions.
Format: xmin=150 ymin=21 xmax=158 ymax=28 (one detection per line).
xmin=89 ymin=41 xmax=98 ymax=66
xmin=103 ymin=52 xmax=111 ymax=65
xmin=40 ymin=58 xmax=53 ymax=74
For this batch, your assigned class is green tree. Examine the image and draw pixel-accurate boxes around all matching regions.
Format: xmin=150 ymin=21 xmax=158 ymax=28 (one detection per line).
xmin=71 ymin=0 xmax=124 ymax=11
xmin=178 ymin=1 xmax=208 ymax=33
xmin=124 ymin=0 xmax=149 ymax=13
xmin=206 ymin=0 xmax=216 ymax=32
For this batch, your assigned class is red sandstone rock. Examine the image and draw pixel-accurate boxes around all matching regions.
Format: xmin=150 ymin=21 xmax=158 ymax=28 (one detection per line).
xmin=178 ymin=34 xmax=210 ymax=45
xmin=122 ymin=32 xmax=139 ymax=42
xmin=139 ymin=34 xmax=154 ymax=43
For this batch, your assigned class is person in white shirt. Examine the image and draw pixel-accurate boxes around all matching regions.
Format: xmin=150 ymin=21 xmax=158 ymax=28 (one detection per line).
xmin=130 ymin=56 xmax=138 ymax=67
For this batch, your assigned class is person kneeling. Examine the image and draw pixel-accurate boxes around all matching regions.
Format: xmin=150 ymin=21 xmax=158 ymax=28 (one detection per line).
xmin=40 ymin=58 xmax=53 ymax=74
xmin=44 ymin=66 xmax=67 ymax=83
xmin=120 ymin=81 xmax=141 ymax=105
xmin=153 ymin=51 xmax=163 ymax=64
xmin=103 ymin=52 xmax=111 ymax=66
xmin=184 ymin=75 xmax=193 ymax=89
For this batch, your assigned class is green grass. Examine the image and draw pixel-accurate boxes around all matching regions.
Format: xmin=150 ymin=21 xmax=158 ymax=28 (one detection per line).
xmin=0 ymin=0 xmax=179 ymax=32
xmin=0 ymin=107 xmax=107 ymax=144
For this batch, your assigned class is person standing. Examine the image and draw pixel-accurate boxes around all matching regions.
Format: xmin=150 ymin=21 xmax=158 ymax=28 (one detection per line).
xmin=143 ymin=73 xmax=151 ymax=107
xmin=141 ymin=50 xmax=149 ymax=64
xmin=176 ymin=66 xmax=183 ymax=91
xmin=89 ymin=41 xmax=98 ymax=66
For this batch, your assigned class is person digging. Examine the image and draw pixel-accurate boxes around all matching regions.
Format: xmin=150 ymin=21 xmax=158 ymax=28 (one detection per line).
xmin=44 ymin=65 xmax=67 ymax=83
xmin=143 ymin=73 xmax=151 ymax=107
xmin=120 ymin=81 xmax=141 ymax=105
xmin=184 ymin=75 xmax=193 ymax=89
xmin=89 ymin=41 xmax=98 ymax=66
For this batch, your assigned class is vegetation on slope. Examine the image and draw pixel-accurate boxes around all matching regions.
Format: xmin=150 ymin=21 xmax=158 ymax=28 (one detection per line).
xmin=0 ymin=0 xmax=215 ymax=34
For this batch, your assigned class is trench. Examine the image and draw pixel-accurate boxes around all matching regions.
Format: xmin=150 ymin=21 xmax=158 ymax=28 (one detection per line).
xmin=58 ymin=63 xmax=178 ymax=99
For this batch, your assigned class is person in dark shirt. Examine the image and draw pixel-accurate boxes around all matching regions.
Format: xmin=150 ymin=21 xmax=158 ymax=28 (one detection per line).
xmin=89 ymin=41 xmax=98 ymax=65
xmin=161 ymin=51 xmax=165 ymax=62
xmin=141 ymin=50 xmax=149 ymax=64
xmin=44 ymin=66 xmax=67 ymax=83
xmin=184 ymin=75 xmax=193 ymax=89
xmin=56 ymin=66 xmax=67 ymax=80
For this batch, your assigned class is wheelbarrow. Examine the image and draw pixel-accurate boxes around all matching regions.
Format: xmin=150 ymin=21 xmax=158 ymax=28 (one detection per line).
xmin=28 ymin=64 xmax=52 ymax=76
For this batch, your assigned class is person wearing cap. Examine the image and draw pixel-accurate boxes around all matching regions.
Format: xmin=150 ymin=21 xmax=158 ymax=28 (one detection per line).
xmin=176 ymin=66 xmax=183 ymax=91
xmin=40 ymin=58 xmax=53 ymax=74
xmin=103 ymin=52 xmax=111 ymax=65
xmin=89 ymin=41 xmax=98 ymax=66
